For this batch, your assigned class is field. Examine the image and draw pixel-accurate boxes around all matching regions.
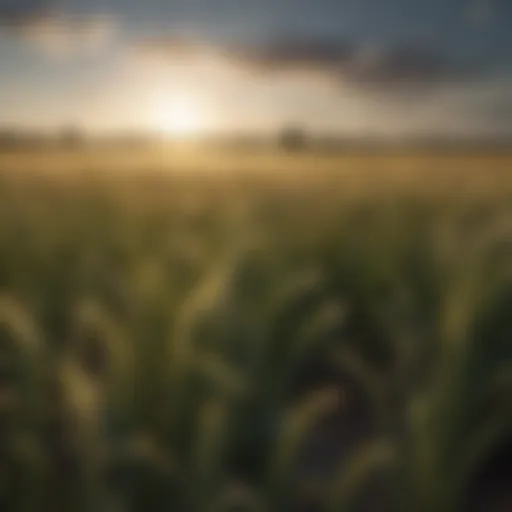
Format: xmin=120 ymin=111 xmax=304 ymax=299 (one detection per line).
xmin=0 ymin=147 xmax=512 ymax=511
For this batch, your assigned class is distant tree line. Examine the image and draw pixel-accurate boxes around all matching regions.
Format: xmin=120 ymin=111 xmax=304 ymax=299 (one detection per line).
xmin=0 ymin=127 xmax=86 ymax=149
xmin=1 ymin=125 xmax=510 ymax=153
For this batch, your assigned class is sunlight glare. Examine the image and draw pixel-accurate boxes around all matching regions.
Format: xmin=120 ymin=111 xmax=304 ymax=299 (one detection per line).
xmin=153 ymin=97 xmax=205 ymax=137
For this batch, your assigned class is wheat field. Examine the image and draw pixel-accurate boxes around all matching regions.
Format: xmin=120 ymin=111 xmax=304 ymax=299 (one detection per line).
xmin=0 ymin=148 xmax=511 ymax=511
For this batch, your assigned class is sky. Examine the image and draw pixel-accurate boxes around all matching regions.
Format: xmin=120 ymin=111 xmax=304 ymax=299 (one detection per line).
xmin=0 ymin=0 xmax=511 ymax=137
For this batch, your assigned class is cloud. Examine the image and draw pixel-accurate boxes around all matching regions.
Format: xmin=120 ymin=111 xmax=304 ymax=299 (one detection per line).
xmin=236 ymin=39 xmax=482 ymax=91
xmin=467 ymin=0 xmax=494 ymax=25
xmin=231 ymin=38 xmax=354 ymax=72
xmin=135 ymin=35 xmax=484 ymax=92
xmin=0 ymin=1 xmax=116 ymax=57
xmin=16 ymin=14 xmax=115 ymax=57
xmin=0 ymin=0 xmax=45 ymax=24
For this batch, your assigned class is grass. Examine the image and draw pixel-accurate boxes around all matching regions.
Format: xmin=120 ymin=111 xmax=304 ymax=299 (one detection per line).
xmin=0 ymin=148 xmax=511 ymax=511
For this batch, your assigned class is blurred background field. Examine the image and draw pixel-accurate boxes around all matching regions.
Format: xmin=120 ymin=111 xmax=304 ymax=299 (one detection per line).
xmin=1 ymin=148 xmax=512 ymax=511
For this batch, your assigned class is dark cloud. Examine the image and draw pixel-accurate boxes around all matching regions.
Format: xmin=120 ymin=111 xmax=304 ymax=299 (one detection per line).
xmin=343 ymin=45 xmax=477 ymax=88
xmin=136 ymin=35 xmax=484 ymax=91
xmin=0 ymin=0 xmax=50 ymax=27
xmin=235 ymin=38 xmax=482 ymax=90
xmin=231 ymin=38 xmax=354 ymax=72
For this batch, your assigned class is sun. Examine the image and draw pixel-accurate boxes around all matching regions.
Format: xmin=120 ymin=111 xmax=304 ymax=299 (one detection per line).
xmin=153 ymin=97 xmax=204 ymax=138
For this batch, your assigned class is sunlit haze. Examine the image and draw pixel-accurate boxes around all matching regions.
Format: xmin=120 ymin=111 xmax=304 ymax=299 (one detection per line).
xmin=151 ymin=96 xmax=207 ymax=137
xmin=0 ymin=0 xmax=511 ymax=139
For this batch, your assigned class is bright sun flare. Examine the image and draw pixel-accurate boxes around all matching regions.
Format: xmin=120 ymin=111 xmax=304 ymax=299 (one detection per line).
xmin=153 ymin=98 xmax=204 ymax=137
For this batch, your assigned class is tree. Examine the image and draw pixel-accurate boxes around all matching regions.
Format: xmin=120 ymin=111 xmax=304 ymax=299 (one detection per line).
xmin=59 ymin=126 xmax=84 ymax=148
xmin=278 ymin=125 xmax=308 ymax=152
